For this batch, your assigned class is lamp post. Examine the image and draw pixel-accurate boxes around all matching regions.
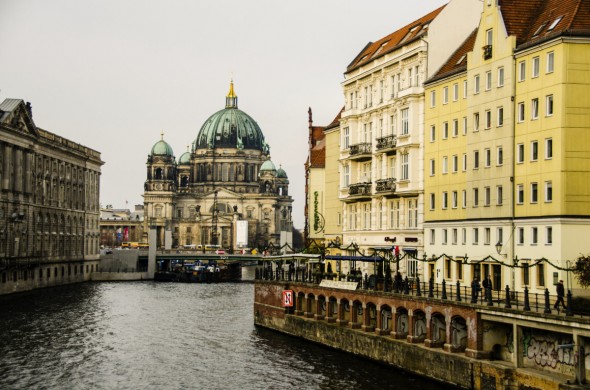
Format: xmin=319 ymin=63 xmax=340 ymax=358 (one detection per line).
xmin=496 ymin=240 xmax=514 ymax=292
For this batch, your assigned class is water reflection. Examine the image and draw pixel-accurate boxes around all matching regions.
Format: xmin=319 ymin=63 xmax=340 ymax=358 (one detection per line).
xmin=0 ymin=282 xmax=455 ymax=389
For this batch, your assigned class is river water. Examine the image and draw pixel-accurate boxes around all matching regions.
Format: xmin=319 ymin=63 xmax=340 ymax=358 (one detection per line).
xmin=0 ymin=282 xmax=456 ymax=389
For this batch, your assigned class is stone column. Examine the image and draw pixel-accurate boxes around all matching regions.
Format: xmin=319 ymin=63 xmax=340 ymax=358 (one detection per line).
xmin=361 ymin=304 xmax=374 ymax=332
xmin=336 ymin=299 xmax=348 ymax=327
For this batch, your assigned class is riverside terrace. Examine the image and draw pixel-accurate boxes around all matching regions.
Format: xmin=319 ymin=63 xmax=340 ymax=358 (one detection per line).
xmin=253 ymin=260 xmax=590 ymax=388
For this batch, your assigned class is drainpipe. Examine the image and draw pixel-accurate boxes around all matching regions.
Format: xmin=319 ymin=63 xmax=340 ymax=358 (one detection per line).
xmin=510 ymin=54 xmax=517 ymax=293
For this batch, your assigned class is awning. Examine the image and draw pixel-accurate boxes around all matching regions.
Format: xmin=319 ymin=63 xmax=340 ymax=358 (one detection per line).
xmin=325 ymin=255 xmax=384 ymax=262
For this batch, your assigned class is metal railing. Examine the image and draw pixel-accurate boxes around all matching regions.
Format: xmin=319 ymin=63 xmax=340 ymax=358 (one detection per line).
xmin=255 ymin=267 xmax=586 ymax=318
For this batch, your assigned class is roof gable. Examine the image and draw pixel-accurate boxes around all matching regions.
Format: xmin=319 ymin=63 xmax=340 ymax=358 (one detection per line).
xmin=0 ymin=99 xmax=39 ymax=137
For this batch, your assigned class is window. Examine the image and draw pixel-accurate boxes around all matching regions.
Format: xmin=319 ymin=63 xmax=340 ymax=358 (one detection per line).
xmin=442 ymin=192 xmax=448 ymax=209
xmin=546 ymin=226 xmax=553 ymax=244
xmin=485 ymin=110 xmax=491 ymax=129
xmin=462 ymin=117 xmax=468 ymax=135
xmin=497 ymin=106 xmax=504 ymax=127
xmin=452 ymin=228 xmax=458 ymax=245
xmin=546 ymin=95 xmax=553 ymax=116
xmin=343 ymin=127 xmax=350 ymax=149
xmin=518 ymin=102 xmax=525 ymax=122
xmin=473 ymin=228 xmax=479 ymax=244
xmin=452 ymin=119 xmax=459 ymax=137
xmin=473 ymin=188 xmax=479 ymax=207
xmin=453 ymin=83 xmax=459 ymax=101
xmin=545 ymin=181 xmax=553 ymax=202
xmin=442 ymin=229 xmax=448 ymax=245
xmin=462 ymin=189 xmax=467 ymax=208
xmin=462 ymin=153 xmax=467 ymax=171
xmin=429 ymin=159 xmax=435 ymax=176
xmin=462 ymin=228 xmax=467 ymax=245
xmin=430 ymin=91 xmax=436 ymax=107
xmin=452 ymin=191 xmax=458 ymax=208
xmin=517 ymin=143 xmax=524 ymax=163
xmin=474 ymin=150 xmax=480 ymax=169
xmin=485 ymin=148 xmax=491 ymax=167
xmin=401 ymin=154 xmax=409 ymax=180
xmin=547 ymin=51 xmax=554 ymax=73
xmin=390 ymin=115 xmax=396 ymax=134
xmin=548 ymin=16 xmax=563 ymax=32
xmin=497 ymin=227 xmax=503 ymax=245
xmin=497 ymin=185 xmax=503 ymax=205
xmin=442 ymin=156 xmax=448 ymax=174
xmin=463 ymin=80 xmax=468 ymax=98
xmin=430 ymin=125 xmax=436 ymax=142
xmin=523 ymin=263 xmax=530 ymax=285
xmin=430 ymin=229 xmax=436 ymax=244
xmin=484 ymin=187 xmax=491 ymax=206
xmin=407 ymin=68 xmax=413 ymax=87
xmin=443 ymin=86 xmax=449 ymax=104
xmin=498 ymin=67 xmax=504 ymax=87
xmin=443 ymin=122 xmax=449 ymax=139
xmin=430 ymin=193 xmax=435 ymax=210
xmin=408 ymin=199 xmax=417 ymax=228
xmin=474 ymin=74 xmax=480 ymax=94
xmin=532 ymin=227 xmax=538 ymax=245
xmin=497 ymin=146 xmax=503 ymax=166
xmin=538 ymin=263 xmax=545 ymax=287
xmin=531 ymin=141 xmax=538 ymax=161
xmin=401 ymin=108 xmax=409 ymax=135
xmin=474 ymin=112 xmax=480 ymax=131
xmin=531 ymin=98 xmax=539 ymax=120
xmin=532 ymin=56 xmax=540 ymax=78
xmin=531 ymin=182 xmax=538 ymax=203
xmin=545 ymin=138 xmax=553 ymax=159
xmin=485 ymin=71 xmax=492 ymax=90
xmin=519 ymin=60 xmax=526 ymax=81
xmin=518 ymin=227 xmax=524 ymax=244
xmin=484 ymin=227 xmax=491 ymax=245
xmin=517 ymin=184 xmax=524 ymax=204
xmin=452 ymin=155 xmax=458 ymax=173
xmin=343 ymin=164 xmax=350 ymax=187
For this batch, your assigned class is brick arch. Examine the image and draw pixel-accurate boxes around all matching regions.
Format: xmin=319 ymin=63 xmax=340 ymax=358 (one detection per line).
xmin=409 ymin=310 xmax=427 ymax=343
xmin=394 ymin=307 xmax=409 ymax=339
xmin=450 ymin=315 xmax=468 ymax=352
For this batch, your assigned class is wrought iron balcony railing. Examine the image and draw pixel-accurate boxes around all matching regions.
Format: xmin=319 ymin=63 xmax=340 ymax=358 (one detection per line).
xmin=375 ymin=178 xmax=396 ymax=193
xmin=376 ymin=135 xmax=397 ymax=151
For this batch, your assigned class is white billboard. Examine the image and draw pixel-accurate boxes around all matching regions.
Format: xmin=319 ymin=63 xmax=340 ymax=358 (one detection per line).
xmin=236 ymin=220 xmax=248 ymax=247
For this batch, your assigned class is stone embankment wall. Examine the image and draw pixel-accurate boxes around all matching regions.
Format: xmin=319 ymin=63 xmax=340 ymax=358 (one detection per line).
xmin=254 ymin=281 xmax=582 ymax=390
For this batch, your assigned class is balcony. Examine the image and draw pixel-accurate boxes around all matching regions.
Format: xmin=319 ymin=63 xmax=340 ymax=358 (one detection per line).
xmin=348 ymin=142 xmax=372 ymax=161
xmin=483 ymin=45 xmax=492 ymax=60
xmin=375 ymin=178 xmax=396 ymax=196
xmin=375 ymin=135 xmax=397 ymax=154
xmin=344 ymin=182 xmax=372 ymax=202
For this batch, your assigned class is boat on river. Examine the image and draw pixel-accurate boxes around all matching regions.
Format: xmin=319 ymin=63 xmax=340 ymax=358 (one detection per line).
xmin=154 ymin=260 xmax=241 ymax=283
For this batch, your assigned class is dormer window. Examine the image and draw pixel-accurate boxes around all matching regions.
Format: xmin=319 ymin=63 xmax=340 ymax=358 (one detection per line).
xmin=533 ymin=23 xmax=546 ymax=37
xmin=547 ymin=16 xmax=563 ymax=31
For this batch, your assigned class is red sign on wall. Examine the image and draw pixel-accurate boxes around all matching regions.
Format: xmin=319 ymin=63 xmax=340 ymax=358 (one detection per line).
xmin=282 ymin=290 xmax=294 ymax=307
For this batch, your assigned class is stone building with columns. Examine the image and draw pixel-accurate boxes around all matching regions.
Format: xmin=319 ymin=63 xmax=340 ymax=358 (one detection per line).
xmin=0 ymin=98 xmax=103 ymax=295
xmin=143 ymin=82 xmax=293 ymax=252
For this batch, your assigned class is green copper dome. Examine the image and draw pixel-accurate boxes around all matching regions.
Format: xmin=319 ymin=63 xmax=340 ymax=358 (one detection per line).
xmin=193 ymin=81 xmax=269 ymax=154
xmin=260 ymin=160 xmax=276 ymax=172
xmin=276 ymin=167 xmax=288 ymax=178
xmin=178 ymin=151 xmax=191 ymax=165
xmin=150 ymin=138 xmax=174 ymax=157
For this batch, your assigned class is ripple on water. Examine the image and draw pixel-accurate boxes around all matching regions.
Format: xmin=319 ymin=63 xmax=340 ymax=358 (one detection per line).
xmin=0 ymin=282 xmax=455 ymax=390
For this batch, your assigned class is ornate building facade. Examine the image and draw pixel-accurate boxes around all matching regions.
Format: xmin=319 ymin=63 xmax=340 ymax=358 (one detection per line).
xmin=143 ymin=82 xmax=293 ymax=252
xmin=0 ymin=99 xmax=103 ymax=295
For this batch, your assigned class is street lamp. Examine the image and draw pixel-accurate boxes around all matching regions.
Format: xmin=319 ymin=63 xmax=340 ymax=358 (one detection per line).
xmin=495 ymin=240 xmax=503 ymax=255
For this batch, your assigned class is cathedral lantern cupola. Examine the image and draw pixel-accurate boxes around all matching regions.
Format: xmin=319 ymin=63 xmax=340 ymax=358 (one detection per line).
xmin=225 ymin=79 xmax=238 ymax=109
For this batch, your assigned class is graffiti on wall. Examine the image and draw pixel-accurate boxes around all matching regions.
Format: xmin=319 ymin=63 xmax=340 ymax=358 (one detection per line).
xmin=523 ymin=331 xmax=574 ymax=369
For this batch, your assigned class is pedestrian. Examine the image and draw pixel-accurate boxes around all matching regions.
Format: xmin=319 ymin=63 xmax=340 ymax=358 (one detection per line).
xmin=482 ymin=275 xmax=492 ymax=291
xmin=554 ymin=280 xmax=566 ymax=309
xmin=471 ymin=277 xmax=481 ymax=303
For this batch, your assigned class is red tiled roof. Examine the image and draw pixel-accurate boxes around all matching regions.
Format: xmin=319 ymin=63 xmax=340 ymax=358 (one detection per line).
xmin=325 ymin=107 xmax=343 ymax=131
xmin=310 ymin=138 xmax=325 ymax=168
xmin=346 ymin=5 xmax=446 ymax=73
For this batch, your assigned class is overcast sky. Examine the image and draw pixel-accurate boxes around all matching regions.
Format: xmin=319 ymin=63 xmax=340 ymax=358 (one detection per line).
xmin=0 ymin=0 xmax=447 ymax=229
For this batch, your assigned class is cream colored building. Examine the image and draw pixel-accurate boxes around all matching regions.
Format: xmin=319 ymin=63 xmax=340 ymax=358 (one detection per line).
xmin=338 ymin=0 xmax=481 ymax=277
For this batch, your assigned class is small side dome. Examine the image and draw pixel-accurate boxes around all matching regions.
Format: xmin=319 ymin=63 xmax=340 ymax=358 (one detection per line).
xmin=150 ymin=133 xmax=174 ymax=157
xmin=178 ymin=150 xmax=191 ymax=165
xmin=260 ymin=160 xmax=276 ymax=173
xmin=276 ymin=167 xmax=288 ymax=178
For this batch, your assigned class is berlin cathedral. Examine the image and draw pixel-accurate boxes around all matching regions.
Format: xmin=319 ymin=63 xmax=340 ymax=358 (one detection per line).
xmin=143 ymin=82 xmax=293 ymax=252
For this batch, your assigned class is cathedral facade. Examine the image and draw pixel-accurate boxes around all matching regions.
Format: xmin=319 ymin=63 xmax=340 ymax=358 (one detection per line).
xmin=143 ymin=83 xmax=293 ymax=252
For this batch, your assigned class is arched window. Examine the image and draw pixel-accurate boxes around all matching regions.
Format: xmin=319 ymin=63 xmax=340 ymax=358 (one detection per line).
xmin=155 ymin=168 xmax=163 ymax=180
